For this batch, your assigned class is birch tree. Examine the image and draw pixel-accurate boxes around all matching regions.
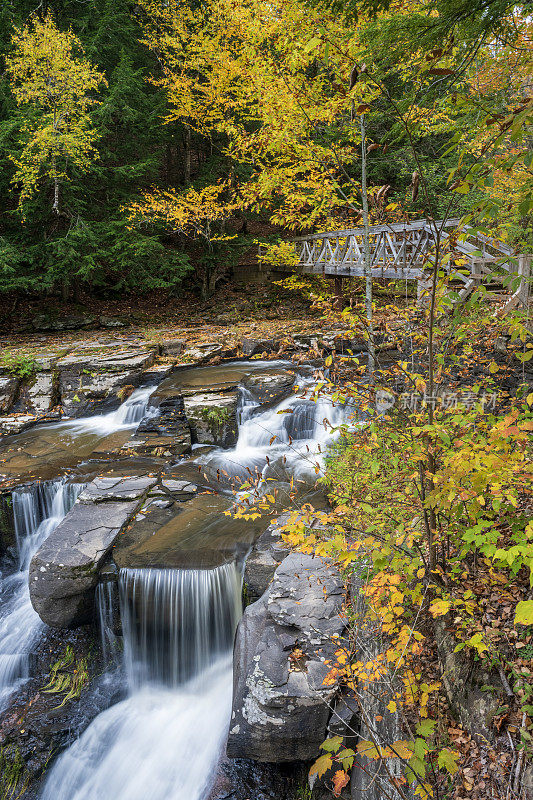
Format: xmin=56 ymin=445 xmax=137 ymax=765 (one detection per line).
xmin=6 ymin=14 xmax=105 ymax=216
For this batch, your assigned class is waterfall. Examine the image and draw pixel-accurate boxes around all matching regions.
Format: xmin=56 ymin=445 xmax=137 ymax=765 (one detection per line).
xmin=61 ymin=384 xmax=155 ymax=435
xmin=202 ymin=376 xmax=355 ymax=493
xmin=0 ymin=480 xmax=83 ymax=711
xmin=120 ymin=564 xmax=242 ymax=688
xmin=41 ymin=564 xmax=242 ymax=800
xmin=95 ymin=581 xmax=121 ymax=671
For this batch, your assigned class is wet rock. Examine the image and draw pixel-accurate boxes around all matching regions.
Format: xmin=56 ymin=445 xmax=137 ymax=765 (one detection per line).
xmin=160 ymin=339 xmax=186 ymax=357
xmin=227 ymin=552 xmax=345 ymax=762
xmin=0 ymin=625 xmax=117 ymax=799
xmin=241 ymin=338 xmax=279 ymax=357
xmin=29 ymin=477 xmax=155 ymax=627
xmin=129 ymin=396 xmax=191 ymax=457
xmin=138 ymin=363 xmax=173 ymax=385
xmin=113 ymin=493 xmax=265 ymax=571
xmin=0 ymin=491 xmax=16 ymax=554
xmin=181 ymin=342 xmax=224 ymax=365
xmin=243 ymin=515 xmax=289 ymax=603
xmin=26 ymin=371 xmax=56 ymax=415
xmin=0 ymin=414 xmax=38 ymax=437
xmin=183 ymin=391 xmax=239 ymax=447
xmin=243 ymin=370 xmax=295 ymax=405
xmin=209 ymin=753 xmax=309 ymax=800
xmin=57 ymin=349 xmax=157 ymax=417
xmin=0 ymin=375 xmax=18 ymax=413
xmin=78 ymin=476 xmax=156 ymax=503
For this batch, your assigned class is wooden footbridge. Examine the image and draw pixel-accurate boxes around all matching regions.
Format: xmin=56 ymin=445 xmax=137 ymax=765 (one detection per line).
xmin=278 ymin=218 xmax=530 ymax=312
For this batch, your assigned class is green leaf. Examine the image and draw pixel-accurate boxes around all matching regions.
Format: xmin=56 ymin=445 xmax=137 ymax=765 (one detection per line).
xmin=416 ymin=719 xmax=436 ymax=738
xmin=515 ymin=601 xmax=533 ymax=626
xmin=438 ymin=748 xmax=460 ymax=775
xmin=320 ymin=735 xmax=343 ymax=753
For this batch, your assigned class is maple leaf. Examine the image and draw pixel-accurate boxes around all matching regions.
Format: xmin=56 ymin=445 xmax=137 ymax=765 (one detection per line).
xmin=515 ymin=600 xmax=533 ymax=625
xmin=437 ymin=748 xmax=460 ymax=775
xmin=309 ymin=754 xmax=333 ymax=778
xmin=331 ymin=770 xmax=350 ymax=797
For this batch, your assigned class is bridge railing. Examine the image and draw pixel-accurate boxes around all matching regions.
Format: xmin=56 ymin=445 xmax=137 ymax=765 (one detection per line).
xmin=284 ymin=218 xmax=529 ymax=311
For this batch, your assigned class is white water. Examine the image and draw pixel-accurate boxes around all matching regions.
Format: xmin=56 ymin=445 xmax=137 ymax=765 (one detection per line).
xmin=41 ymin=565 xmax=241 ymax=800
xmin=0 ymin=480 xmax=83 ymax=711
xmin=204 ymin=376 xmax=355 ymax=492
xmin=55 ymin=384 xmax=156 ymax=436
xmin=34 ymin=365 xmax=355 ymax=800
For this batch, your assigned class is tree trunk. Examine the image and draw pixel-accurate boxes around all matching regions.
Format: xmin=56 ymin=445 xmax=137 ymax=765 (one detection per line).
xmin=360 ymin=115 xmax=375 ymax=375
xmin=184 ymin=126 xmax=192 ymax=185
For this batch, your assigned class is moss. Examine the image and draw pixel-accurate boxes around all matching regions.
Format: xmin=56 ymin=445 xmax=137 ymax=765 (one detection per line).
xmin=0 ymin=745 xmax=29 ymax=800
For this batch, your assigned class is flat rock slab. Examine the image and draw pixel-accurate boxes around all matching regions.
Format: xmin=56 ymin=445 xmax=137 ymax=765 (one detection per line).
xmin=113 ymin=493 xmax=267 ymax=570
xmin=29 ymin=475 xmax=156 ymax=627
xmin=57 ymin=349 xmax=157 ymax=417
xmin=78 ymin=476 xmax=156 ymax=503
xmin=227 ymin=552 xmax=345 ymax=762
xmin=243 ymin=370 xmax=295 ymax=404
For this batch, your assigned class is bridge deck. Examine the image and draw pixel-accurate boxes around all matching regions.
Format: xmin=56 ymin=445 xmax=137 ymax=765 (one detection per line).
xmin=267 ymin=218 xmax=530 ymax=312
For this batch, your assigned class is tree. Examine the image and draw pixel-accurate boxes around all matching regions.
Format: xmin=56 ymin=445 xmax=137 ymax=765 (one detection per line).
xmin=6 ymin=13 xmax=105 ymax=216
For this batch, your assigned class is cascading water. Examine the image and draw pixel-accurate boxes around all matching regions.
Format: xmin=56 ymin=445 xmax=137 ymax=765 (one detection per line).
xmin=203 ymin=375 xmax=355 ymax=491
xmin=59 ymin=384 xmax=156 ymax=436
xmin=41 ymin=564 xmax=242 ymax=800
xmin=121 ymin=564 xmax=242 ymax=687
xmin=28 ymin=362 xmax=356 ymax=800
xmin=0 ymin=480 xmax=84 ymax=711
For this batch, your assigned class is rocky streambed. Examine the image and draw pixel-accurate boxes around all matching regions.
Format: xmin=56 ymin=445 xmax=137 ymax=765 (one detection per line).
xmin=0 ymin=334 xmax=372 ymax=800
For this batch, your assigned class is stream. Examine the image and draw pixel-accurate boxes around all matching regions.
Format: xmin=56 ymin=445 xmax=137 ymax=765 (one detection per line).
xmin=0 ymin=359 xmax=352 ymax=798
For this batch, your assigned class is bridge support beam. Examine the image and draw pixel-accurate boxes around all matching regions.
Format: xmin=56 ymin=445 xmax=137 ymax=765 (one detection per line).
xmin=334 ymin=276 xmax=344 ymax=310
xmin=500 ymin=255 xmax=532 ymax=315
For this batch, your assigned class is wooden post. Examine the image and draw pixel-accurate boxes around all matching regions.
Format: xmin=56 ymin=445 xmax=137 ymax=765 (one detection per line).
xmin=417 ymin=274 xmax=432 ymax=307
xmin=518 ymin=254 xmax=531 ymax=307
xmin=334 ymin=275 xmax=343 ymax=310
xmin=500 ymin=254 xmax=531 ymax=315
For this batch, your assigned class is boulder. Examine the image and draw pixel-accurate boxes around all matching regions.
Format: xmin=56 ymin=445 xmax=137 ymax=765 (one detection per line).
xmin=29 ymin=476 xmax=155 ymax=627
xmin=243 ymin=516 xmax=289 ymax=603
xmin=128 ymin=395 xmax=191 ymax=457
xmin=57 ymin=349 xmax=156 ymax=417
xmin=183 ymin=391 xmax=239 ymax=447
xmin=241 ymin=338 xmax=280 ymax=357
xmin=227 ymin=552 xmax=345 ymax=762
xmin=0 ymin=375 xmax=18 ymax=413
xmin=243 ymin=371 xmax=295 ymax=405
xmin=31 ymin=313 xmax=97 ymax=332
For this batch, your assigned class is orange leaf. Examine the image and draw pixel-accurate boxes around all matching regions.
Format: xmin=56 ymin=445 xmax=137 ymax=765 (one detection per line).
xmin=332 ymin=770 xmax=350 ymax=797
